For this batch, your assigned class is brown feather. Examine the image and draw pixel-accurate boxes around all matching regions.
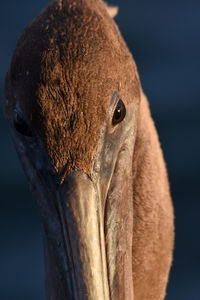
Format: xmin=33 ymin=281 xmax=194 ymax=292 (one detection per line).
xmin=132 ymin=91 xmax=174 ymax=299
xmin=5 ymin=0 xmax=139 ymax=180
xmin=4 ymin=0 xmax=174 ymax=299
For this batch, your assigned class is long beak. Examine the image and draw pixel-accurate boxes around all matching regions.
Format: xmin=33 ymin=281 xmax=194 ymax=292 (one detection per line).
xmin=43 ymin=171 xmax=110 ymax=300
xmin=11 ymin=95 xmax=137 ymax=300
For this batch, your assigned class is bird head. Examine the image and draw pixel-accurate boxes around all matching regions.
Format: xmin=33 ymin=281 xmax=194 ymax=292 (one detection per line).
xmin=4 ymin=1 xmax=174 ymax=299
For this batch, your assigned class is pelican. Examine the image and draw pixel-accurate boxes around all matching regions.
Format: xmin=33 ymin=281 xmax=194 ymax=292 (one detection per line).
xmin=4 ymin=0 xmax=174 ymax=299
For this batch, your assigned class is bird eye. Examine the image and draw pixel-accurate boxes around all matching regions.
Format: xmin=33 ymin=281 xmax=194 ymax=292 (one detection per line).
xmin=13 ymin=112 xmax=33 ymax=137
xmin=112 ymin=99 xmax=126 ymax=126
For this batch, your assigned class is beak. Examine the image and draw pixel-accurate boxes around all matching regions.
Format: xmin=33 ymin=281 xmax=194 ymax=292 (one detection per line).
xmin=11 ymin=93 xmax=138 ymax=300
xmin=43 ymin=171 xmax=110 ymax=300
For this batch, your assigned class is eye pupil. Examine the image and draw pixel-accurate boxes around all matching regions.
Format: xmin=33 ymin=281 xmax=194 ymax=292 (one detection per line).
xmin=112 ymin=99 xmax=126 ymax=126
xmin=115 ymin=108 xmax=121 ymax=120
xmin=13 ymin=113 xmax=33 ymax=137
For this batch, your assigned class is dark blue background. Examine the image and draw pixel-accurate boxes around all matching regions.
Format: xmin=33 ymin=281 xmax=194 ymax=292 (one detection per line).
xmin=1 ymin=1 xmax=200 ymax=299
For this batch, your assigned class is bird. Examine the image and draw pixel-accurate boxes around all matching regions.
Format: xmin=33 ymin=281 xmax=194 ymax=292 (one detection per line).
xmin=4 ymin=0 xmax=174 ymax=299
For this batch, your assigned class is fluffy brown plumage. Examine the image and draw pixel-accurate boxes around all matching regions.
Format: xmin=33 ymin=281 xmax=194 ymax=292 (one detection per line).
xmin=4 ymin=0 xmax=174 ymax=299
xmin=131 ymin=91 xmax=174 ymax=299
xmin=5 ymin=0 xmax=139 ymax=180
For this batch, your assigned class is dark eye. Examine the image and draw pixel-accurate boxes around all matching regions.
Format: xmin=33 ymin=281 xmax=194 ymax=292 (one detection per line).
xmin=13 ymin=112 xmax=33 ymax=137
xmin=112 ymin=99 xmax=126 ymax=126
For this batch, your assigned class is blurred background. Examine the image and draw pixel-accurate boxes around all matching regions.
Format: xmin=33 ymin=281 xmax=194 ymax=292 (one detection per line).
xmin=0 ymin=0 xmax=199 ymax=299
